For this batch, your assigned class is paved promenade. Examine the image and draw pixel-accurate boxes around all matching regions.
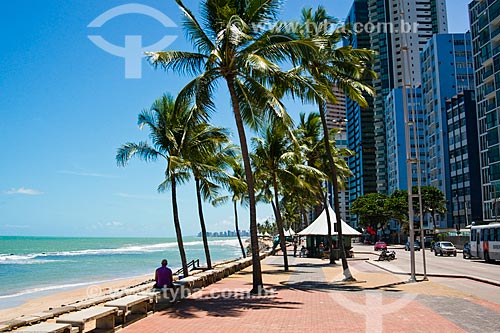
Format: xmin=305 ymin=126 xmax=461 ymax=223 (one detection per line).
xmin=121 ymin=255 xmax=500 ymax=333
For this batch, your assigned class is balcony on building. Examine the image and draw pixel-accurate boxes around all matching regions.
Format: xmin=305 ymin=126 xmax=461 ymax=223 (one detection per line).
xmin=492 ymin=25 xmax=500 ymax=41
xmin=482 ymin=65 xmax=494 ymax=81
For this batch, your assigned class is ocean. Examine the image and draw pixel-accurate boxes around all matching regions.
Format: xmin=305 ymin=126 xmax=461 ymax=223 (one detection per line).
xmin=0 ymin=236 xmax=243 ymax=309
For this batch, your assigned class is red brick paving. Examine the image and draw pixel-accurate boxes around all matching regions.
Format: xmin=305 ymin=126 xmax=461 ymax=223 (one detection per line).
xmin=119 ymin=257 xmax=493 ymax=333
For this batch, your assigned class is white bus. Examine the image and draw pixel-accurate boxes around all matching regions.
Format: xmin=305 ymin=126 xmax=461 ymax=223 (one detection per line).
xmin=470 ymin=223 xmax=500 ymax=262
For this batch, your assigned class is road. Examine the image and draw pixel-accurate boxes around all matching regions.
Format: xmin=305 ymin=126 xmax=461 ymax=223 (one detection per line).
xmin=353 ymin=244 xmax=500 ymax=304
xmin=353 ymin=244 xmax=500 ymax=284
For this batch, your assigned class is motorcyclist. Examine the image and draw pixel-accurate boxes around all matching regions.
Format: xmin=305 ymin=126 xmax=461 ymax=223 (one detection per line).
xmin=378 ymin=248 xmax=396 ymax=261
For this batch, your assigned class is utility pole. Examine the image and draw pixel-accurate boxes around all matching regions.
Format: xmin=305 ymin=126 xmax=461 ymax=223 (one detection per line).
xmin=399 ymin=0 xmax=426 ymax=282
xmin=465 ymin=201 xmax=469 ymax=226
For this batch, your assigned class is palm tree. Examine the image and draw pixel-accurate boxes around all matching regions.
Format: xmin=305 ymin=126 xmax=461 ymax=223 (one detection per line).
xmin=116 ymin=94 xmax=197 ymax=277
xmin=252 ymin=124 xmax=291 ymax=271
xmin=291 ymin=6 xmax=375 ymax=280
xmin=294 ymin=112 xmax=326 ymax=229
xmin=147 ymin=0 xmax=317 ymax=293
xmin=295 ymin=112 xmax=352 ymax=264
xmin=184 ymin=125 xmax=235 ymax=270
xmin=213 ymin=157 xmax=248 ymax=258
xmin=252 ymin=122 xmax=324 ymax=271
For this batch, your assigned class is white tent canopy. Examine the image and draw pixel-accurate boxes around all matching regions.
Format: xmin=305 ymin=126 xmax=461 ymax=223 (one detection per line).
xmin=298 ymin=206 xmax=361 ymax=236
xmin=283 ymin=228 xmax=296 ymax=237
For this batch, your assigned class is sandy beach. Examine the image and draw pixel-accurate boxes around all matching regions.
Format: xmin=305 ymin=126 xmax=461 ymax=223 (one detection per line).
xmin=0 ymin=239 xmax=271 ymax=324
xmin=0 ymin=275 xmax=152 ymax=322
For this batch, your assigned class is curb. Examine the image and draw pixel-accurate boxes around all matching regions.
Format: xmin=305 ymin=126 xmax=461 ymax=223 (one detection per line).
xmin=366 ymin=260 xmax=500 ymax=287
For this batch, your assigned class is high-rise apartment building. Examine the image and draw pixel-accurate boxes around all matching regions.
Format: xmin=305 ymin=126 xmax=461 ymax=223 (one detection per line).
xmin=420 ymin=33 xmax=474 ymax=227
xmin=367 ymin=0 xmax=448 ymax=193
xmin=385 ymin=88 xmax=427 ymax=194
xmin=326 ymin=87 xmax=347 ymax=131
xmin=469 ymin=0 xmax=500 ymax=222
xmin=326 ymin=87 xmax=350 ymax=223
xmin=446 ymin=90 xmax=483 ymax=227
xmin=345 ymin=0 xmax=377 ymax=227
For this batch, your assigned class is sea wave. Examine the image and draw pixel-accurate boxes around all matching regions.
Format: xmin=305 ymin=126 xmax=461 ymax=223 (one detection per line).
xmin=0 ymin=238 xmax=240 ymax=264
xmin=0 ymin=281 xmax=96 ymax=299
xmin=0 ymin=275 xmax=141 ymax=299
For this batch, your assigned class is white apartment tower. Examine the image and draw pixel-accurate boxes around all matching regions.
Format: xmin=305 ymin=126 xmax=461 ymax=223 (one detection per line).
xmin=367 ymin=0 xmax=448 ymax=193
xmin=326 ymin=86 xmax=349 ymax=223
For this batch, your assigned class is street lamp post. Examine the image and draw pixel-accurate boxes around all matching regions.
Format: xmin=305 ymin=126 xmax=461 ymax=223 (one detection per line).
xmin=455 ymin=194 xmax=460 ymax=235
xmin=465 ymin=201 xmax=469 ymax=226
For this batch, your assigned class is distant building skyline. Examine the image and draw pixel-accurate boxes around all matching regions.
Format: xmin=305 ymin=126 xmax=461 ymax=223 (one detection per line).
xmin=197 ymin=230 xmax=250 ymax=238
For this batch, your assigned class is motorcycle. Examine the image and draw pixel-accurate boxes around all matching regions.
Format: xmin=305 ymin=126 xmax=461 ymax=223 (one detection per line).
xmin=378 ymin=249 xmax=396 ymax=261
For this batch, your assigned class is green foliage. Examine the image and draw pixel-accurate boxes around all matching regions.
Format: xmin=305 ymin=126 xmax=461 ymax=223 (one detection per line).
xmin=116 ymin=93 xmax=203 ymax=277
xmin=419 ymin=186 xmax=447 ymax=216
xmin=257 ymin=219 xmax=276 ymax=235
xmin=385 ymin=190 xmax=409 ymax=222
xmin=350 ymin=193 xmax=391 ymax=227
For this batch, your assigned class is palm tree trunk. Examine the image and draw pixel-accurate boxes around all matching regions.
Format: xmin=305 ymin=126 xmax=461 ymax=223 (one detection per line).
xmin=318 ymin=101 xmax=355 ymax=281
xmin=195 ymin=178 xmax=212 ymax=269
xmin=226 ymin=76 xmax=263 ymax=293
xmin=234 ymin=200 xmax=246 ymax=258
xmin=171 ymin=173 xmax=189 ymax=277
xmin=431 ymin=213 xmax=437 ymax=236
xmin=323 ymin=189 xmax=335 ymax=264
xmin=300 ymin=204 xmax=308 ymax=230
xmin=272 ymin=173 xmax=289 ymax=271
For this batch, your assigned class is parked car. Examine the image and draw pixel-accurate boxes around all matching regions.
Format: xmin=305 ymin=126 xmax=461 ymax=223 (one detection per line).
xmin=463 ymin=242 xmax=472 ymax=259
xmin=434 ymin=241 xmax=457 ymax=256
xmin=405 ymin=240 xmax=421 ymax=251
xmin=374 ymin=241 xmax=387 ymax=251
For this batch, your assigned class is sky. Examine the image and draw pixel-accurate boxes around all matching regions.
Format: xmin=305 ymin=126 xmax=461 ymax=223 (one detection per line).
xmin=0 ymin=0 xmax=473 ymax=237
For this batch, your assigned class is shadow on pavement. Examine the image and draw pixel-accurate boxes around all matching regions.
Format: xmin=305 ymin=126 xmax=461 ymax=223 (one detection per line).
xmin=156 ymin=290 xmax=302 ymax=319
xmin=280 ymin=280 xmax=409 ymax=294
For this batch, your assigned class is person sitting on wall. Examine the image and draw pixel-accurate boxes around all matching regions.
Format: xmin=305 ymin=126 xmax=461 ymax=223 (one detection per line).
xmin=154 ymin=259 xmax=173 ymax=289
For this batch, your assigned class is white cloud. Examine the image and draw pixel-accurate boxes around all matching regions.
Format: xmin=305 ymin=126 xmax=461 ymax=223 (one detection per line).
xmin=59 ymin=170 xmax=117 ymax=178
xmin=4 ymin=187 xmax=43 ymax=195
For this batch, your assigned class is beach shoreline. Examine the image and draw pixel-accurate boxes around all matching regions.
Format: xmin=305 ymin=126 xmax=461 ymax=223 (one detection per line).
xmin=0 ymin=274 xmax=152 ymax=322
xmin=0 ymin=238 xmax=272 ymax=324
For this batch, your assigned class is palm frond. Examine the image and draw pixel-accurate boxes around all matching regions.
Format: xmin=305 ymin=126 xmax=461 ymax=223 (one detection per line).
xmin=175 ymin=0 xmax=215 ymax=54
xmin=146 ymin=51 xmax=208 ymax=77
xmin=243 ymin=0 xmax=282 ymax=28
xmin=116 ymin=142 xmax=161 ymax=166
